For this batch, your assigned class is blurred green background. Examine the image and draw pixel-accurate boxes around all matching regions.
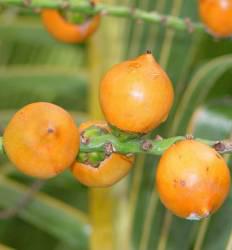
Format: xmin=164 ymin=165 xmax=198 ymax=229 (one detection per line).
xmin=0 ymin=0 xmax=232 ymax=249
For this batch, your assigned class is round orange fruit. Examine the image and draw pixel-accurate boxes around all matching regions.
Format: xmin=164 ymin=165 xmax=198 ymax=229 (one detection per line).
xmin=41 ymin=6 xmax=100 ymax=43
xmin=71 ymin=121 xmax=134 ymax=187
xmin=156 ymin=139 xmax=231 ymax=220
xmin=99 ymin=52 xmax=174 ymax=134
xmin=3 ymin=102 xmax=79 ymax=179
xmin=199 ymin=0 xmax=232 ymax=37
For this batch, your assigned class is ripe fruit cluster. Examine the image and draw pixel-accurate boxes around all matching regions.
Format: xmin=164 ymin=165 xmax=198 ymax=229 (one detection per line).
xmin=40 ymin=0 xmax=232 ymax=44
xmin=3 ymin=102 xmax=134 ymax=187
xmin=2 ymin=52 xmax=231 ymax=220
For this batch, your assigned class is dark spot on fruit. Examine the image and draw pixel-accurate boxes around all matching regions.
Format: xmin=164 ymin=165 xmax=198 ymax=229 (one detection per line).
xmin=173 ymin=179 xmax=177 ymax=187
xmin=129 ymin=62 xmax=141 ymax=69
xmin=47 ymin=127 xmax=55 ymax=133
xmin=180 ymin=180 xmax=186 ymax=187
xmin=206 ymin=167 xmax=209 ymax=172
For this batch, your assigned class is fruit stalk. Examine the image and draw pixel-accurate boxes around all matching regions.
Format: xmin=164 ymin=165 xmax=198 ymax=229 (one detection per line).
xmin=80 ymin=133 xmax=232 ymax=155
xmin=0 ymin=179 xmax=44 ymax=219
xmin=0 ymin=0 xmax=204 ymax=33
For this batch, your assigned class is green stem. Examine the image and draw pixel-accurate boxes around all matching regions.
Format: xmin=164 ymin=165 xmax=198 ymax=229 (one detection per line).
xmin=79 ymin=129 xmax=230 ymax=155
xmin=0 ymin=132 xmax=230 ymax=157
xmin=0 ymin=0 xmax=205 ymax=34
xmin=0 ymin=126 xmax=232 ymax=157
xmin=80 ymin=134 xmax=186 ymax=155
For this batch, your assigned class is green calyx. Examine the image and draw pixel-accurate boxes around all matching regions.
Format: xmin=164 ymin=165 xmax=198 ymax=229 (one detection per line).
xmin=83 ymin=125 xmax=108 ymax=138
xmin=67 ymin=13 xmax=86 ymax=24
xmin=77 ymin=125 xmax=109 ymax=167
xmin=77 ymin=151 xmax=106 ymax=167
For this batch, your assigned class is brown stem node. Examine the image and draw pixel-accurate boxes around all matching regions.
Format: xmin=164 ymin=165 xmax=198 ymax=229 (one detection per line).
xmin=80 ymin=133 xmax=90 ymax=145
xmin=104 ymin=142 xmax=114 ymax=156
xmin=185 ymin=134 xmax=194 ymax=140
xmin=213 ymin=141 xmax=226 ymax=152
xmin=130 ymin=5 xmax=136 ymax=16
xmin=23 ymin=0 xmax=31 ymax=7
xmin=155 ymin=135 xmax=163 ymax=141
xmin=141 ymin=140 xmax=153 ymax=151
xmin=213 ymin=140 xmax=232 ymax=153
xmin=160 ymin=15 xmax=168 ymax=25
xmin=90 ymin=0 xmax=96 ymax=8
xmin=184 ymin=17 xmax=194 ymax=33
xmin=61 ymin=0 xmax=70 ymax=10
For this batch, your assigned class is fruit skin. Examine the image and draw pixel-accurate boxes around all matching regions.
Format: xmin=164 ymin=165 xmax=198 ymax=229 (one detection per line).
xmin=3 ymin=102 xmax=79 ymax=179
xmin=71 ymin=121 xmax=134 ymax=187
xmin=41 ymin=8 xmax=100 ymax=43
xmin=199 ymin=0 xmax=232 ymax=37
xmin=156 ymin=140 xmax=231 ymax=220
xmin=99 ymin=53 xmax=174 ymax=133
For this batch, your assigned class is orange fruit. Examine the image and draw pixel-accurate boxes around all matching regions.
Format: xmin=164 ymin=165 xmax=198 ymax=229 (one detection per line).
xmin=199 ymin=0 xmax=232 ymax=37
xmin=99 ymin=52 xmax=174 ymax=133
xmin=156 ymin=139 xmax=231 ymax=220
xmin=71 ymin=121 xmax=134 ymax=187
xmin=3 ymin=102 xmax=79 ymax=179
xmin=41 ymin=6 xmax=100 ymax=43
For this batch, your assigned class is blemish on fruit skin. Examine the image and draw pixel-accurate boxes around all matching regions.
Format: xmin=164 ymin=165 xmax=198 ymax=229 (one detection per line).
xmin=180 ymin=179 xmax=186 ymax=187
xmin=47 ymin=127 xmax=55 ymax=133
xmin=129 ymin=62 xmax=141 ymax=70
xmin=186 ymin=211 xmax=209 ymax=221
xmin=173 ymin=179 xmax=178 ymax=187
xmin=173 ymin=179 xmax=187 ymax=188
xmin=186 ymin=210 xmax=210 ymax=221
xmin=186 ymin=213 xmax=202 ymax=221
